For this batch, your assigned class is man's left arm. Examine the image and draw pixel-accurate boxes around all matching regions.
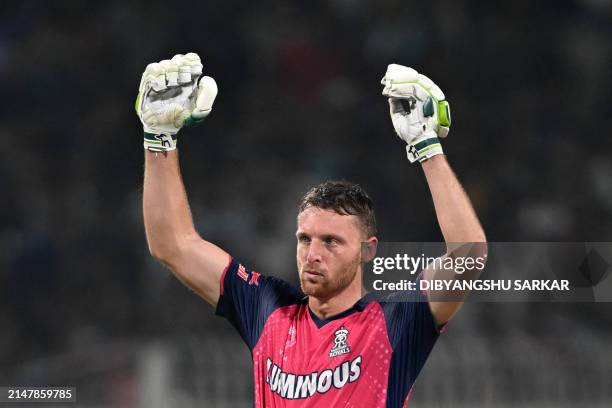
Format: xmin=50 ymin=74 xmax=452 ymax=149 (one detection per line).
xmin=381 ymin=64 xmax=487 ymax=326
xmin=420 ymin=155 xmax=487 ymax=325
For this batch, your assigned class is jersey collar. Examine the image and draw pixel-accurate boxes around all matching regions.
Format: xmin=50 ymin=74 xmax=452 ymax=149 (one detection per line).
xmin=306 ymin=297 xmax=371 ymax=329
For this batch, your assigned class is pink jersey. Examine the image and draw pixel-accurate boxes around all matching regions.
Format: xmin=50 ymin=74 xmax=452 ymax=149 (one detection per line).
xmin=215 ymin=257 xmax=441 ymax=407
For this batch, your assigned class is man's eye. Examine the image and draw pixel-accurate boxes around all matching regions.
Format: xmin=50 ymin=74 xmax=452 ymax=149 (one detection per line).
xmin=324 ymin=238 xmax=337 ymax=245
xmin=298 ymin=236 xmax=311 ymax=243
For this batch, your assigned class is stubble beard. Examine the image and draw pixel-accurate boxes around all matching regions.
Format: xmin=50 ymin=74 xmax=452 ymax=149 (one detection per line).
xmin=298 ymin=257 xmax=361 ymax=300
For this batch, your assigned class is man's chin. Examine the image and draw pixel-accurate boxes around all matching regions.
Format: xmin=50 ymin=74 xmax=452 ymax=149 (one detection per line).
xmin=300 ymin=280 xmax=327 ymax=297
xmin=301 ymin=280 xmax=346 ymax=301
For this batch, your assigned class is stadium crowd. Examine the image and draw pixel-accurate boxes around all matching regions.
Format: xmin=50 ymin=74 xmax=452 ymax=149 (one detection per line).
xmin=1 ymin=0 xmax=610 ymax=405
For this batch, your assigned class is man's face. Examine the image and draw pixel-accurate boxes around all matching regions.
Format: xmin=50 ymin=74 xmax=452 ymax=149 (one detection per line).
xmin=296 ymin=207 xmax=366 ymax=299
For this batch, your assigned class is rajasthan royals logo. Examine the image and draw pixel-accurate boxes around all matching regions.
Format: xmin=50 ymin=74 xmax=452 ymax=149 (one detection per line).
xmin=329 ymin=326 xmax=350 ymax=358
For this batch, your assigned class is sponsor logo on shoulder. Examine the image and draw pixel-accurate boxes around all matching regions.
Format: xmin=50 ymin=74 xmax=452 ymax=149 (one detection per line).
xmin=237 ymin=264 xmax=249 ymax=281
xmin=236 ymin=264 xmax=260 ymax=286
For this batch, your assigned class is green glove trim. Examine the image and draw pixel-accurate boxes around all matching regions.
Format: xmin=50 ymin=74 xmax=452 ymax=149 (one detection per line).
xmin=135 ymin=93 xmax=141 ymax=114
xmin=423 ymin=97 xmax=434 ymax=117
xmin=419 ymin=143 xmax=442 ymax=156
xmin=144 ymin=133 xmax=178 ymax=152
xmin=438 ymin=100 xmax=451 ymax=127
xmin=144 ymin=133 xmax=177 ymax=142
xmin=407 ymin=137 xmax=443 ymax=163
xmin=413 ymin=137 xmax=440 ymax=151
xmin=183 ymin=115 xmax=204 ymax=128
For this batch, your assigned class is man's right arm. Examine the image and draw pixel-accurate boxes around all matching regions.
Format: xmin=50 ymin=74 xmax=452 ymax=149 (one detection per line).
xmin=143 ymin=149 xmax=229 ymax=307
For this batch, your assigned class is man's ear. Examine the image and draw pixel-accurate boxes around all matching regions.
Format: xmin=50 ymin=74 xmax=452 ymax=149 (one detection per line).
xmin=361 ymin=237 xmax=378 ymax=263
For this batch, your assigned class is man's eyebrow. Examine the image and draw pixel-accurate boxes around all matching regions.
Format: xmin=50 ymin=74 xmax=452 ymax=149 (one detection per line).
xmin=296 ymin=231 xmax=346 ymax=242
xmin=322 ymin=233 xmax=345 ymax=242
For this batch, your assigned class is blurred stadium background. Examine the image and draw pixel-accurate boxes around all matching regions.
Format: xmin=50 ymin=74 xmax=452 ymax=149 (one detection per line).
xmin=1 ymin=0 xmax=611 ymax=406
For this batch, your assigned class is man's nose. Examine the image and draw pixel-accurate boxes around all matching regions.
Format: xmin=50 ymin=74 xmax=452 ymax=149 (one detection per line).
xmin=306 ymin=240 xmax=323 ymax=263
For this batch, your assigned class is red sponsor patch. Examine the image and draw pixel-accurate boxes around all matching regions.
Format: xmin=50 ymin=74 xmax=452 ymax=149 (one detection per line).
xmin=249 ymin=271 xmax=261 ymax=286
xmin=237 ymin=264 xmax=249 ymax=281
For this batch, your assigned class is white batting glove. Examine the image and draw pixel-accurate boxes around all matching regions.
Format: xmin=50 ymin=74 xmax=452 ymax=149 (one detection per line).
xmin=381 ymin=64 xmax=451 ymax=163
xmin=135 ymin=52 xmax=218 ymax=152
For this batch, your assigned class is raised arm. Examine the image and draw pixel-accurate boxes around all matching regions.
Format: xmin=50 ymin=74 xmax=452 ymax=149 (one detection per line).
xmin=420 ymin=155 xmax=486 ymax=324
xmin=137 ymin=53 xmax=228 ymax=307
xmin=381 ymin=64 xmax=487 ymax=326
xmin=143 ymin=150 xmax=228 ymax=306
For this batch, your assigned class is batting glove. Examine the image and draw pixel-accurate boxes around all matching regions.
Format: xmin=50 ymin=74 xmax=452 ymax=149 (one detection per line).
xmin=135 ymin=52 xmax=218 ymax=152
xmin=381 ymin=64 xmax=451 ymax=163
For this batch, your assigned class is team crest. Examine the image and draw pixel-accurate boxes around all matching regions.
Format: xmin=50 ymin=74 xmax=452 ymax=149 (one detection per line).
xmin=329 ymin=326 xmax=350 ymax=357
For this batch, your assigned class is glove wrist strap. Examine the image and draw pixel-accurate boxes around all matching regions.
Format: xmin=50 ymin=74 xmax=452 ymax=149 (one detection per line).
xmin=406 ymin=136 xmax=443 ymax=163
xmin=143 ymin=133 xmax=178 ymax=152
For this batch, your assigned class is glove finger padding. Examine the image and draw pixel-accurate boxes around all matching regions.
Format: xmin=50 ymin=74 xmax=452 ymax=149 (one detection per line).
xmin=382 ymin=63 xmax=450 ymax=162
xmin=159 ymin=59 xmax=179 ymax=87
xmin=136 ymin=52 xmax=217 ymax=151
xmin=381 ymin=65 xmax=445 ymax=102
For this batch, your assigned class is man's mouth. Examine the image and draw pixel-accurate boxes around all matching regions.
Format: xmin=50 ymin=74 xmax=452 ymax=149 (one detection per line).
xmin=303 ymin=270 xmax=323 ymax=278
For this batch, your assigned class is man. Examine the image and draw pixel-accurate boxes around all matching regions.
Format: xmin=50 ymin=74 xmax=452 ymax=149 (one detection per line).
xmin=136 ymin=53 xmax=486 ymax=407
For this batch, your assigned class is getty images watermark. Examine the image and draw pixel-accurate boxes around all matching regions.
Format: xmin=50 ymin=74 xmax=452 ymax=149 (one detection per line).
xmin=361 ymin=243 xmax=612 ymax=302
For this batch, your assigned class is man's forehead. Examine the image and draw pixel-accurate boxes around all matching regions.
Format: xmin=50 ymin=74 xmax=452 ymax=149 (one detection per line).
xmin=297 ymin=207 xmax=360 ymax=232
